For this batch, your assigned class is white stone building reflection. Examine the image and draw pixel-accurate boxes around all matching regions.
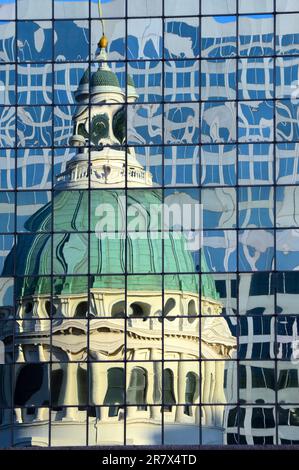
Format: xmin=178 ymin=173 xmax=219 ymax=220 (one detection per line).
xmin=0 ymin=35 xmax=236 ymax=446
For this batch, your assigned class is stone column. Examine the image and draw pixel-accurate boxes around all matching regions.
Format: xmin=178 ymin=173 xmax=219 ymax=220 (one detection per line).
xmin=150 ymin=349 xmax=162 ymax=421
xmin=60 ymin=299 xmax=69 ymax=317
xmin=93 ymin=293 xmax=104 ymax=317
xmin=146 ymin=363 xmax=155 ymax=413
xmin=209 ymin=361 xmax=216 ymax=425
xmin=175 ymin=354 xmax=187 ymax=422
xmin=36 ymin=346 xmax=48 ymax=422
xmin=13 ymin=364 xmax=23 ymax=423
xmin=202 ymin=360 xmax=213 ymax=425
xmin=213 ymin=360 xmax=225 ymax=427
xmin=37 ymin=344 xmax=46 ymax=362
xmin=36 ymin=407 xmax=48 ymax=422
xmin=62 ymin=359 xmax=78 ymax=420
xmin=201 ymin=360 xmax=205 ymax=424
xmin=15 ymin=344 xmax=25 ymax=363
xmin=90 ymin=360 xmax=109 ymax=420
xmin=126 ymin=363 xmax=135 ymax=419
xmin=14 ymin=409 xmax=23 ymax=423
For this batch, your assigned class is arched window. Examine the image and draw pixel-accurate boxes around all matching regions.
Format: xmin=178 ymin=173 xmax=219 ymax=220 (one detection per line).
xmin=112 ymin=106 xmax=126 ymax=145
xmin=14 ymin=364 xmax=46 ymax=407
xmin=163 ymin=369 xmax=176 ymax=411
xmin=74 ymin=301 xmax=88 ymax=318
xmin=129 ymin=303 xmax=144 ymax=317
xmin=51 ymin=369 xmax=63 ymax=409
xmin=0 ymin=364 xmax=11 ymax=408
xmin=104 ymin=368 xmax=125 ymax=417
xmin=184 ymin=372 xmax=197 ymax=416
xmin=45 ymin=300 xmax=57 ymax=317
xmin=24 ymin=301 xmax=33 ymax=316
xmin=187 ymin=300 xmax=197 ymax=323
xmin=128 ymin=302 xmax=151 ymax=318
xmin=127 ymin=367 xmax=147 ymax=411
xmin=164 ymin=298 xmax=176 ymax=321
xmin=78 ymin=366 xmax=88 ymax=407
xmin=111 ymin=301 xmax=125 ymax=318
xmin=0 ymin=308 xmax=8 ymax=320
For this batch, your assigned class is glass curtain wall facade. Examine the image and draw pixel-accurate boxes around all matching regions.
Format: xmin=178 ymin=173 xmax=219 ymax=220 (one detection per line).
xmin=0 ymin=0 xmax=299 ymax=447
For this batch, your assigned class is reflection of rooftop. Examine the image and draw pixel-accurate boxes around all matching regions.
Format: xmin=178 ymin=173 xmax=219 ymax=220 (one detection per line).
xmin=2 ymin=314 xmax=234 ymax=352
xmin=56 ymin=153 xmax=153 ymax=188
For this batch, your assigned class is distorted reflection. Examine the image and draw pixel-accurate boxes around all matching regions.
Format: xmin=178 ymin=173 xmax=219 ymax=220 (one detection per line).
xmin=0 ymin=0 xmax=299 ymax=447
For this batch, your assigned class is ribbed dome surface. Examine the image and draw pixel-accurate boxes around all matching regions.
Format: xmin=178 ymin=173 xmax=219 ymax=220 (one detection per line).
xmin=79 ymin=69 xmax=89 ymax=85
xmin=91 ymin=69 xmax=121 ymax=88
xmin=2 ymin=189 xmax=219 ymax=300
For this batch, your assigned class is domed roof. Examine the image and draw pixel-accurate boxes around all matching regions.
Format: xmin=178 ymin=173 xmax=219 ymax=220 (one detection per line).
xmin=80 ymin=68 xmax=89 ymax=85
xmin=91 ymin=69 xmax=121 ymax=89
xmin=75 ymin=68 xmax=90 ymax=101
xmin=2 ymin=189 xmax=218 ymax=301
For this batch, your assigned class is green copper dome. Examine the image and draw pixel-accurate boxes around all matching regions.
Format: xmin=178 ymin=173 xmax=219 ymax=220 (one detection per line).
xmin=2 ymin=189 xmax=219 ymax=301
xmin=91 ymin=69 xmax=121 ymax=88
xmin=80 ymin=69 xmax=90 ymax=85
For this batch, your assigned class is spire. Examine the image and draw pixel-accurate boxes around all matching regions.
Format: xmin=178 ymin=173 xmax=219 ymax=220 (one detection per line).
xmin=95 ymin=33 xmax=110 ymax=69
xmin=56 ymin=10 xmax=149 ymax=189
xmin=96 ymin=0 xmax=108 ymax=66
xmin=91 ymin=31 xmax=123 ymax=94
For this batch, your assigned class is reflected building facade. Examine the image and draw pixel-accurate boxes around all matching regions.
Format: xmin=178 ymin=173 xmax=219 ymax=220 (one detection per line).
xmin=0 ymin=24 xmax=236 ymax=446
xmin=1 ymin=0 xmax=299 ymax=447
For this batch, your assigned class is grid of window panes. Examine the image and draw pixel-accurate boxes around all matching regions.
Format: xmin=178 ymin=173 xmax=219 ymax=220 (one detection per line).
xmin=1 ymin=0 xmax=299 ymax=447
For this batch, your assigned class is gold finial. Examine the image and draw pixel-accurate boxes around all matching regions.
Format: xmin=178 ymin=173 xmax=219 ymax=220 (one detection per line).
xmin=98 ymin=34 xmax=108 ymax=49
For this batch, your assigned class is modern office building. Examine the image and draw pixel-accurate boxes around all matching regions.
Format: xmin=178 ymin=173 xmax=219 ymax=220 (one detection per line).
xmin=0 ymin=32 xmax=236 ymax=446
xmin=0 ymin=0 xmax=299 ymax=447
